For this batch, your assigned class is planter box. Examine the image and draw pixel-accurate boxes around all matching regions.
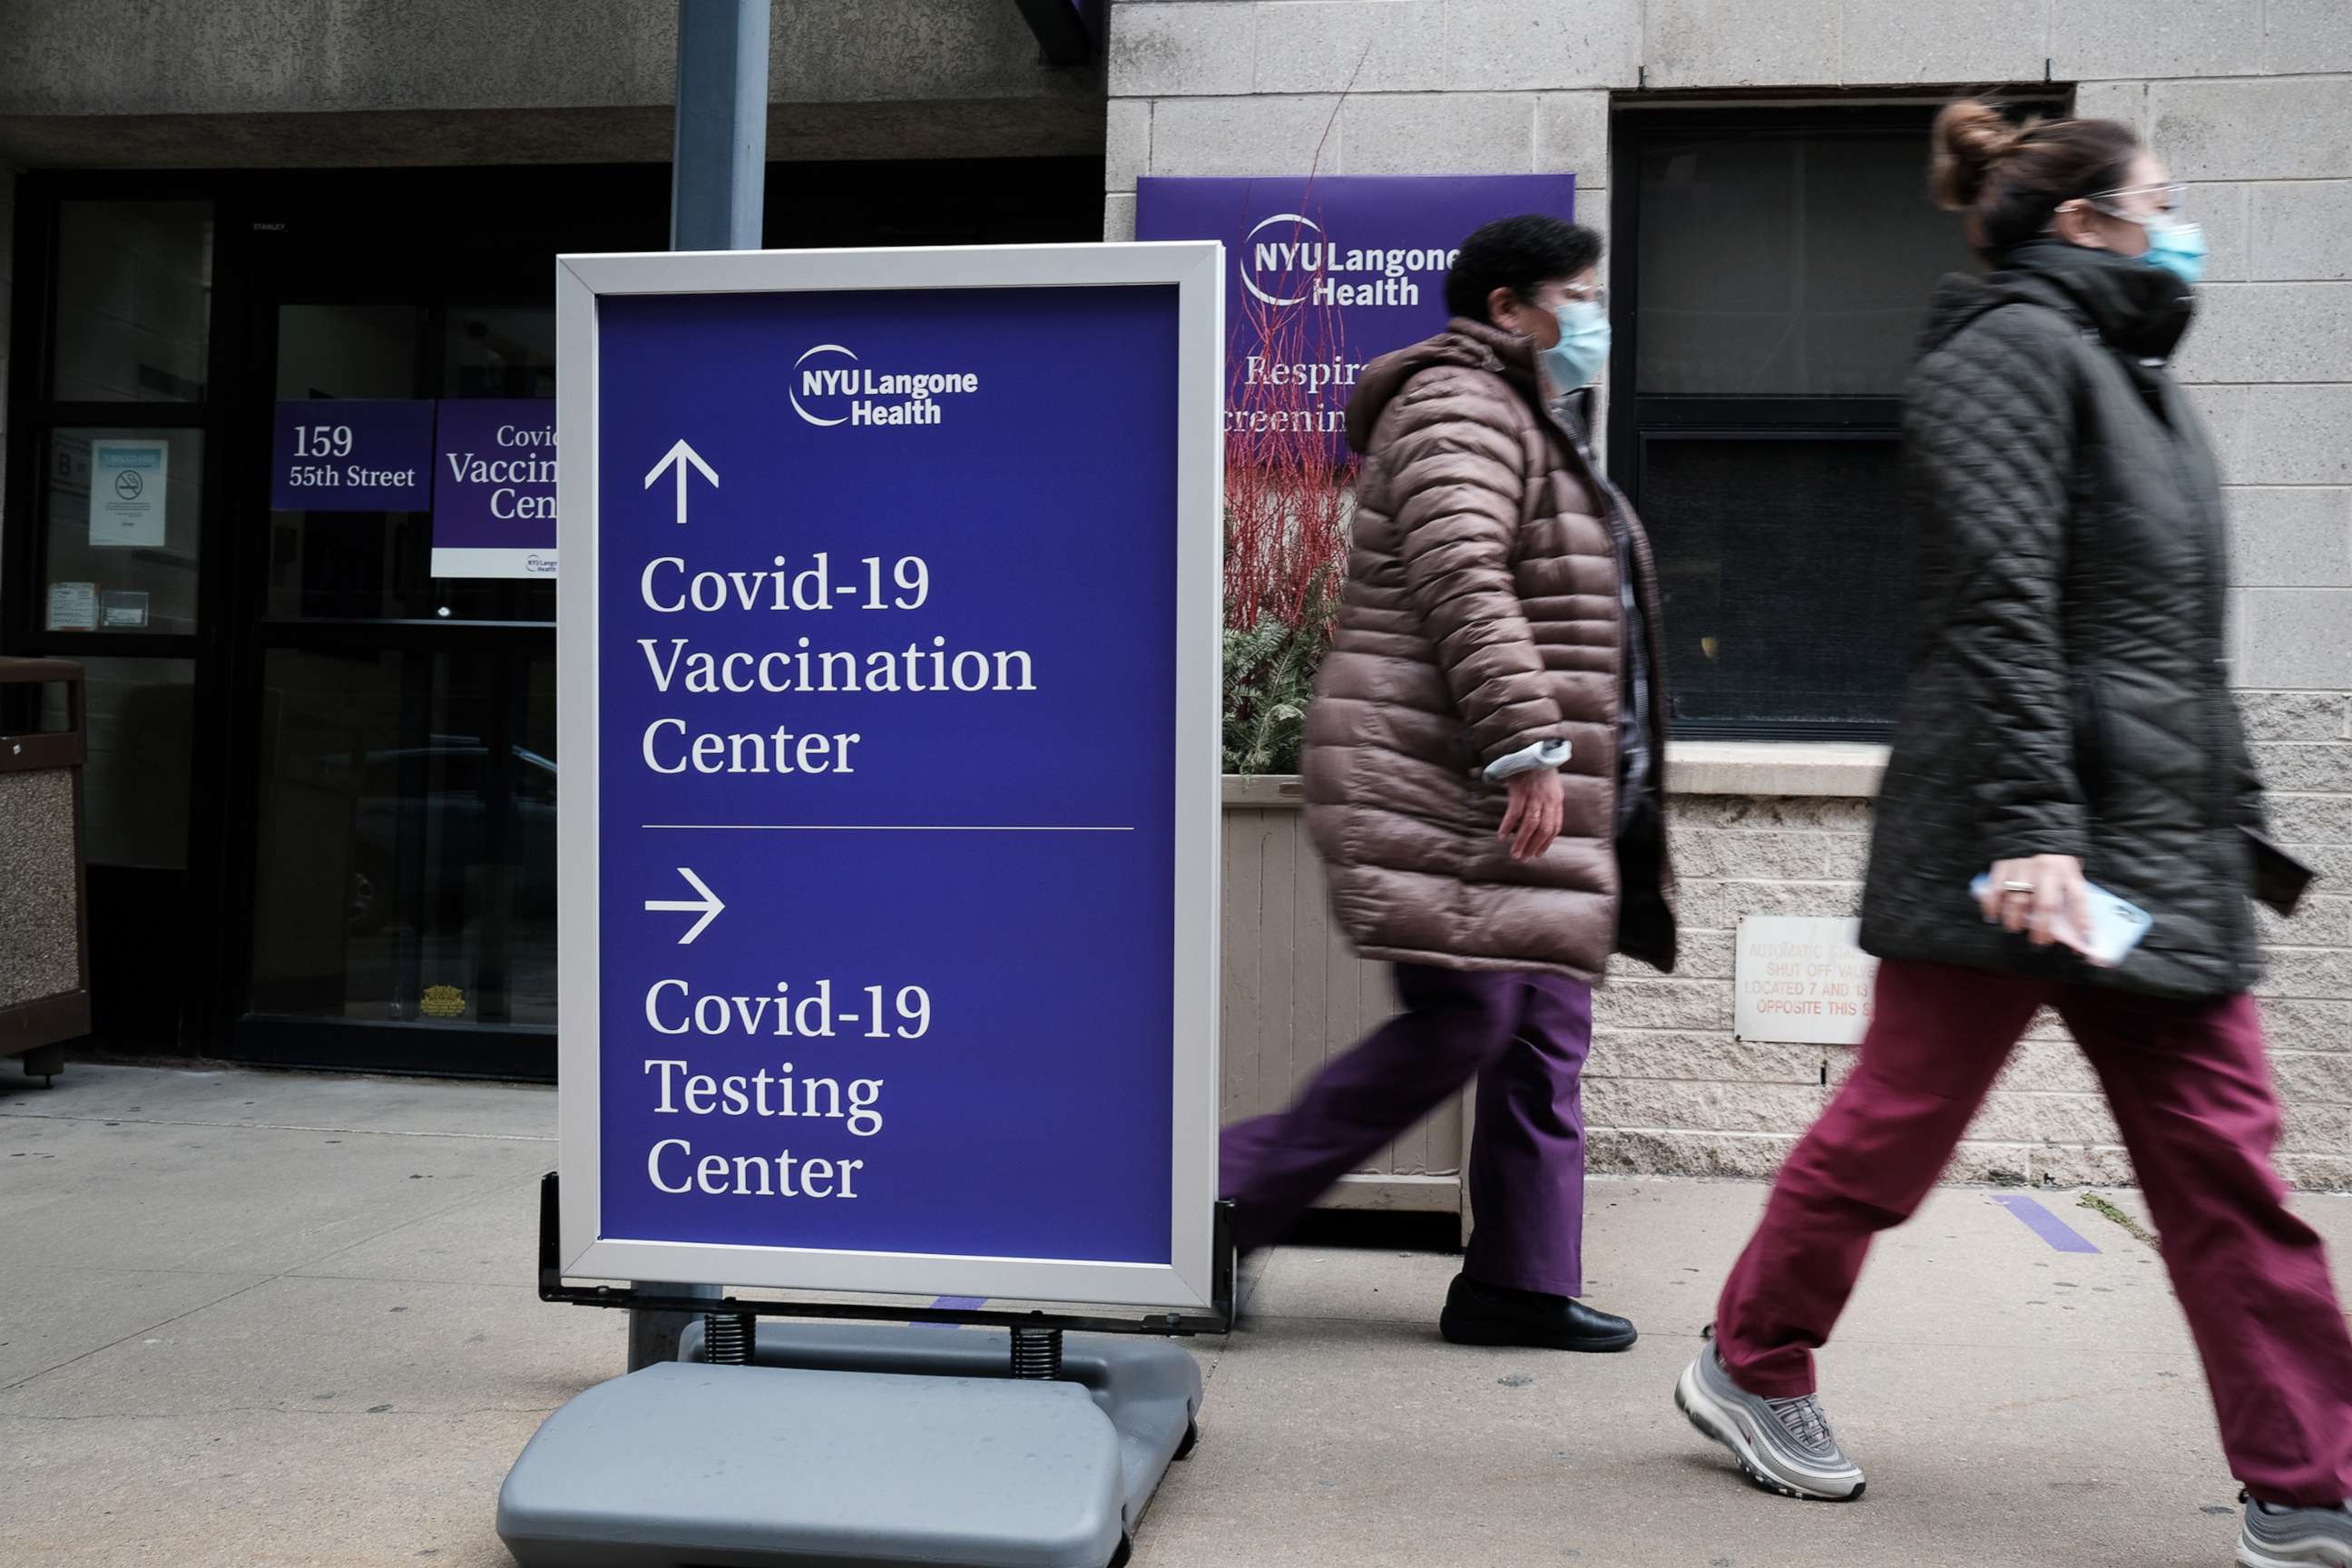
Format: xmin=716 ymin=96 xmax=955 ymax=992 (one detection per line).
xmin=1221 ymin=775 xmax=1468 ymax=1222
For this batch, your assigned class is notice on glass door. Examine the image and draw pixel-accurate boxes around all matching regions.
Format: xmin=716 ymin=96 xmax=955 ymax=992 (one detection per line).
xmin=99 ymin=589 xmax=152 ymax=629
xmin=89 ymin=440 xmax=168 ymax=548
xmin=46 ymin=582 xmax=97 ymax=632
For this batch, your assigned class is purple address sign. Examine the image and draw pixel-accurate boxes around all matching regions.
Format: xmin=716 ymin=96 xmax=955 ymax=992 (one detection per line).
xmin=1135 ymin=174 xmax=1577 ymax=460
xmin=270 ymin=399 xmax=436 ymax=511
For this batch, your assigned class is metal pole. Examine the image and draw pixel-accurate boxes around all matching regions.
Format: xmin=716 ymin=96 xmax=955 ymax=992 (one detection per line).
xmin=670 ymin=0 xmax=770 ymax=251
xmin=629 ymin=0 xmax=769 ymax=1372
xmin=625 ymin=1298 xmax=714 ymax=1371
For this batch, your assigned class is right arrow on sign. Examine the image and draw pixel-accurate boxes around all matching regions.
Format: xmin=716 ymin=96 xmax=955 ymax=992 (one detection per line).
xmin=642 ymin=438 xmax=720 ymax=524
xmin=644 ymin=866 xmax=726 ymax=945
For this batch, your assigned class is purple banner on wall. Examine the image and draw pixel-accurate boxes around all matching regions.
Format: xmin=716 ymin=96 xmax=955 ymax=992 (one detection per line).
xmin=432 ymin=398 xmax=557 ymax=579
xmin=269 ymin=399 xmax=436 ymax=511
xmin=1135 ymin=174 xmax=1576 ymax=458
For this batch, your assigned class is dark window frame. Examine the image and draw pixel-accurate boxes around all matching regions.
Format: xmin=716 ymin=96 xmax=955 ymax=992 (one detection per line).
xmin=6 ymin=172 xmax=248 ymax=1053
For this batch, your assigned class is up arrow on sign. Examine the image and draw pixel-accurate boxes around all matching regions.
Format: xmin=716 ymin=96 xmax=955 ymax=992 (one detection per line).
xmin=643 ymin=866 xmax=726 ymax=945
xmin=642 ymin=438 xmax=720 ymax=524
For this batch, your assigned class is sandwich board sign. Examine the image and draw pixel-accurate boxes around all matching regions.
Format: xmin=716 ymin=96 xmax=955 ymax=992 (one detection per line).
xmin=553 ymin=242 xmax=1224 ymax=1311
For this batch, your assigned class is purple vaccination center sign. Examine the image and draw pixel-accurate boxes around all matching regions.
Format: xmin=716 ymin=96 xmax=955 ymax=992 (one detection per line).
xmin=269 ymin=397 xmax=559 ymax=581
xmin=434 ymin=398 xmax=558 ymax=579
xmin=593 ymin=288 xmax=1179 ymax=1263
xmin=1135 ymin=174 xmax=1576 ymax=456
xmin=556 ymin=245 xmax=1224 ymax=1308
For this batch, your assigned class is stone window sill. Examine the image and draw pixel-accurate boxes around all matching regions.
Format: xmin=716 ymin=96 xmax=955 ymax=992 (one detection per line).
xmin=1666 ymin=740 xmax=1888 ymax=799
xmin=1221 ymin=741 xmax=1888 ymax=806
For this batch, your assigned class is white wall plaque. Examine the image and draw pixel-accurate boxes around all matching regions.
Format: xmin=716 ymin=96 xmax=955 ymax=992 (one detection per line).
xmin=1734 ymin=916 xmax=1878 ymax=1046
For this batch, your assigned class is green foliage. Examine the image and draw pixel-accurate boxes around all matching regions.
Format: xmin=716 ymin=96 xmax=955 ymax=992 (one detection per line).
xmin=1222 ymin=567 xmax=1339 ymax=776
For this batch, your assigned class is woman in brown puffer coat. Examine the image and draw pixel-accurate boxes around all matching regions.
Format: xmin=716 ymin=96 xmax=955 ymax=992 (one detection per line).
xmin=1220 ymin=215 xmax=1674 ymax=1352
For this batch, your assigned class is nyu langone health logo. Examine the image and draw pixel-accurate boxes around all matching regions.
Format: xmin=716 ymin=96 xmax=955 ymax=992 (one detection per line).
xmin=1243 ymin=213 xmax=1462 ymax=310
xmin=789 ymin=344 xmax=982 ymax=429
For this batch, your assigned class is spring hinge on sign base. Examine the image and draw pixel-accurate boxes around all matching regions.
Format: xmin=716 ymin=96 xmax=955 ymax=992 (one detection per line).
xmin=1010 ymin=1321 xmax=1063 ymax=1378
xmin=534 ymin=1171 xmax=1239 ymax=1338
xmin=701 ymin=1309 xmax=756 ymax=1365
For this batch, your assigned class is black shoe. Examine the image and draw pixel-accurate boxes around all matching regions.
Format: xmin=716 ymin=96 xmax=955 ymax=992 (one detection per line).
xmin=1438 ymin=1272 xmax=1638 ymax=1352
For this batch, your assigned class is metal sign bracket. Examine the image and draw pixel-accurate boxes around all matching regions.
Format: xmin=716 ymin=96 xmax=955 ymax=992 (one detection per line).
xmin=534 ymin=1171 xmax=1238 ymax=1339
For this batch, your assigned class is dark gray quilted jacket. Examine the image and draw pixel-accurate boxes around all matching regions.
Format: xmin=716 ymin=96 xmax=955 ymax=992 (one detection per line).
xmin=1859 ymin=241 xmax=2265 ymax=1000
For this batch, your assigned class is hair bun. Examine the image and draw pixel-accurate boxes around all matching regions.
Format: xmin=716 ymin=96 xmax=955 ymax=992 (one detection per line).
xmin=1931 ymin=100 xmax=2025 ymax=211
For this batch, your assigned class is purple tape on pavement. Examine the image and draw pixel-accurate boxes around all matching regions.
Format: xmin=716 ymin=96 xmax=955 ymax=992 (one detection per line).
xmin=912 ymin=1294 xmax=987 ymax=1328
xmin=1993 ymin=1195 xmax=2102 ymax=1254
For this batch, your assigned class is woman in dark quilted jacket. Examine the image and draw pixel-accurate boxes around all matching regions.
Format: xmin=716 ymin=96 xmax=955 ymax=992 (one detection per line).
xmin=1675 ymin=104 xmax=2352 ymax=1563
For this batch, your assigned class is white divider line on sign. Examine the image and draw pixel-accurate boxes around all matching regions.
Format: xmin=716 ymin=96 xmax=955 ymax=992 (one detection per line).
xmin=641 ymin=823 xmax=1140 ymax=832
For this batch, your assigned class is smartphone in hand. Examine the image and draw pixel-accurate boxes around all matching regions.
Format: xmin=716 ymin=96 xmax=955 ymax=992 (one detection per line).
xmin=1969 ymin=874 xmax=2153 ymax=967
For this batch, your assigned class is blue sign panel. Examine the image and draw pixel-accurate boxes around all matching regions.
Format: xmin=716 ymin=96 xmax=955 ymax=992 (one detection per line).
xmin=1136 ymin=175 xmax=1577 ymax=456
xmin=433 ymin=398 xmax=558 ymax=579
xmin=562 ymin=247 xmax=1222 ymax=1305
xmin=269 ymin=398 xmax=436 ymax=511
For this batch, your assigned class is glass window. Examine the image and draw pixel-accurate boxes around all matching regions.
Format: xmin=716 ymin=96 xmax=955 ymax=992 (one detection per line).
xmin=446 ymin=306 xmax=555 ymax=397
xmin=274 ymin=303 xmax=424 ymax=399
xmin=1613 ymin=108 xmax=1999 ymax=737
xmin=1642 ymin=436 xmax=1916 ymax=730
xmin=43 ymin=656 xmax=195 ymax=868
xmin=265 ymin=303 xmax=554 ymax=622
xmin=1635 ymin=132 xmax=1971 ymax=397
xmin=52 ymin=201 xmax=214 ymax=403
xmin=248 ymin=646 xmax=557 ymax=1027
xmin=41 ymin=427 xmax=204 ymax=634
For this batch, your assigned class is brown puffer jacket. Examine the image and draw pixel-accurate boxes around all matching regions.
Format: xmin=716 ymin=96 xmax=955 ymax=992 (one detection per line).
xmin=1301 ymin=318 xmax=1675 ymax=982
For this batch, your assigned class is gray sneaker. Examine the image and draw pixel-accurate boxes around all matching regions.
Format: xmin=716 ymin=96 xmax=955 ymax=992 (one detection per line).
xmin=2240 ymin=1496 xmax=2352 ymax=1567
xmin=1675 ymin=1346 xmax=1866 ymax=1502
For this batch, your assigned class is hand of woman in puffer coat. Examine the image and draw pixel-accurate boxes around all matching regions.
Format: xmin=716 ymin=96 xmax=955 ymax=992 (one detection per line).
xmin=1500 ymin=769 xmax=1565 ymax=861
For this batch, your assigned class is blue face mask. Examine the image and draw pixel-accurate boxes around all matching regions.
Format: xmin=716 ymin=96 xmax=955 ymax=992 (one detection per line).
xmin=1539 ymin=299 xmax=1612 ymax=390
xmin=2141 ymin=214 xmax=2208 ymax=288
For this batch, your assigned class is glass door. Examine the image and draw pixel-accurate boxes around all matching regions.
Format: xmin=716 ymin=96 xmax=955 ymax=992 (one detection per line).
xmin=4 ymin=192 xmax=227 ymax=1049
xmin=215 ymin=157 xmax=1102 ymax=1076
xmin=225 ymin=167 xmax=664 ymax=1077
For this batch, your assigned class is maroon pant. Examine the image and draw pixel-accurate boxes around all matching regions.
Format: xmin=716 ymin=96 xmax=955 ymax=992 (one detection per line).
xmin=1717 ymin=957 xmax=2352 ymax=1506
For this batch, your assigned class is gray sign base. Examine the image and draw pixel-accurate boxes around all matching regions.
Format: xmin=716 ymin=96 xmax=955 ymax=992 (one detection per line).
xmin=497 ymin=1322 xmax=1203 ymax=1568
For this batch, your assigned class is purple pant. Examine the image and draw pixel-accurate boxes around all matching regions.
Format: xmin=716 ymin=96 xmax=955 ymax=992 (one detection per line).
xmin=1220 ymin=963 xmax=1595 ymax=1297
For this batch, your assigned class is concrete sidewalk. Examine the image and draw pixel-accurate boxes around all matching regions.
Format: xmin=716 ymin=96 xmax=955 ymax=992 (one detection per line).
xmin=3 ymin=1063 xmax=2339 ymax=1568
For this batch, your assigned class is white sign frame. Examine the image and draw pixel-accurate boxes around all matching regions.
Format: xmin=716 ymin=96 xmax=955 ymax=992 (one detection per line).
xmin=554 ymin=241 xmax=1226 ymax=1310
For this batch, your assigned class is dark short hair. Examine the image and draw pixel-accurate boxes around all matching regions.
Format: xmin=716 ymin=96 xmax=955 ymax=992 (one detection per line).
xmin=1444 ymin=215 xmax=1603 ymax=323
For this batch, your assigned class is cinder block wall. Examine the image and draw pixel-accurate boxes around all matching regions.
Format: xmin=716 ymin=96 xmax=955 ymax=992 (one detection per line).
xmin=1601 ymin=721 xmax=2350 ymax=1193
xmin=1113 ymin=0 xmax=2352 ymax=1189
xmin=0 ymin=2 xmax=1098 ymax=165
